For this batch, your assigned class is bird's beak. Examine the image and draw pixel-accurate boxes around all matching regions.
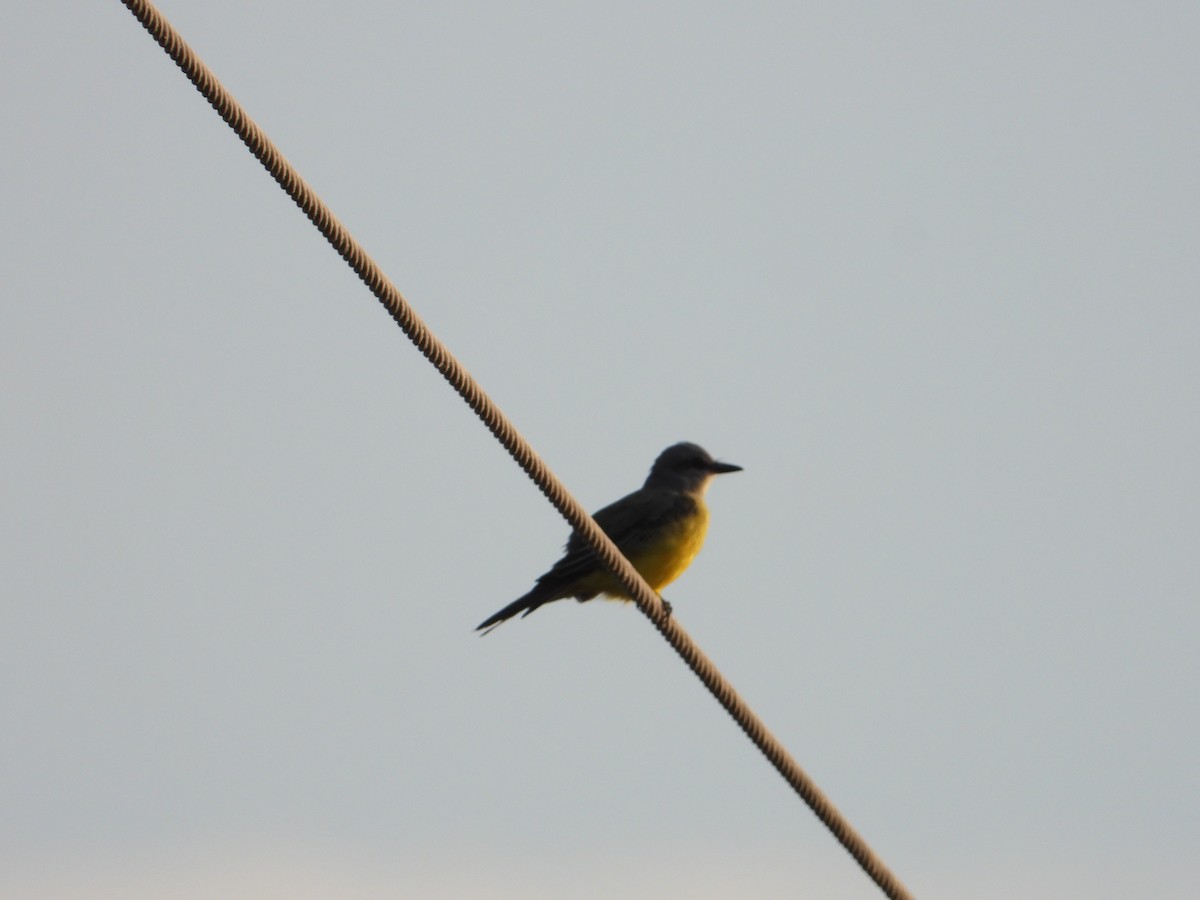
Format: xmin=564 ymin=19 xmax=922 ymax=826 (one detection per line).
xmin=709 ymin=460 xmax=742 ymax=474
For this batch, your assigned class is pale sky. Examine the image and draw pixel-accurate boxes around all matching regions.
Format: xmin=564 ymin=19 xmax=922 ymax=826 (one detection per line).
xmin=4 ymin=3 xmax=1198 ymax=898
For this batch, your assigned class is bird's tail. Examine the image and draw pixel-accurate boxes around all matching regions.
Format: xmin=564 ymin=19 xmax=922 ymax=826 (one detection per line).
xmin=475 ymin=586 xmax=559 ymax=635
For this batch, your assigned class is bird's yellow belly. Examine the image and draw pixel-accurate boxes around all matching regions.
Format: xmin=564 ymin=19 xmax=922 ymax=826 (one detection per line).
xmin=606 ymin=504 xmax=710 ymax=598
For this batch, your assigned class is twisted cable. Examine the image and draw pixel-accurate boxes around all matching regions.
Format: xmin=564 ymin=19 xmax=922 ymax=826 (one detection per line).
xmin=118 ymin=3 xmax=915 ymax=897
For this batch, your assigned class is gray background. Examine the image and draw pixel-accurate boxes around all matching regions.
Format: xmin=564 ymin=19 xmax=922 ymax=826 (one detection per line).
xmin=3 ymin=3 xmax=1197 ymax=897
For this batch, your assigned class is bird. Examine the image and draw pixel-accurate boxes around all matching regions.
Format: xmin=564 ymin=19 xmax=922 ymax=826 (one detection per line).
xmin=476 ymin=442 xmax=741 ymax=633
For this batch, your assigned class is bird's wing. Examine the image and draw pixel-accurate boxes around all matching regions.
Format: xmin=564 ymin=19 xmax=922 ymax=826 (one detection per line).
xmin=531 ymin=489 xmax=696 ymax=596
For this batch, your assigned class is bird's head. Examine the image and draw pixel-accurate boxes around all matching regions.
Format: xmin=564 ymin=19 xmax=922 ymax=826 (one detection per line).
xmin=644 ymin=442 xmax=742 ymax=494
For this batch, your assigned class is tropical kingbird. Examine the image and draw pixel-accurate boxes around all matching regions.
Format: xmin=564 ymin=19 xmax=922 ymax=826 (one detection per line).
xmin=476 ymin=442 xmax=741 ymax=633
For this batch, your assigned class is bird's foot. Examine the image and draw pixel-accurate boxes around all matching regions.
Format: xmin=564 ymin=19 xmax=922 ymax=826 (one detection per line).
xmin=659 ymin=597 xmax=673 ymax=619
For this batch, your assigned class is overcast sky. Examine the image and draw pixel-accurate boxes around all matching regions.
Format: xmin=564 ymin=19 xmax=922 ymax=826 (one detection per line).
xmin=4 ymin=3 xmax=1198 ymax=898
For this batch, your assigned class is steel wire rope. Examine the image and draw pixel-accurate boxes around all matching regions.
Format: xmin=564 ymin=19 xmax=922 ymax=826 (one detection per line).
xmin=116 ymin=2 xmax=915 ymax=897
